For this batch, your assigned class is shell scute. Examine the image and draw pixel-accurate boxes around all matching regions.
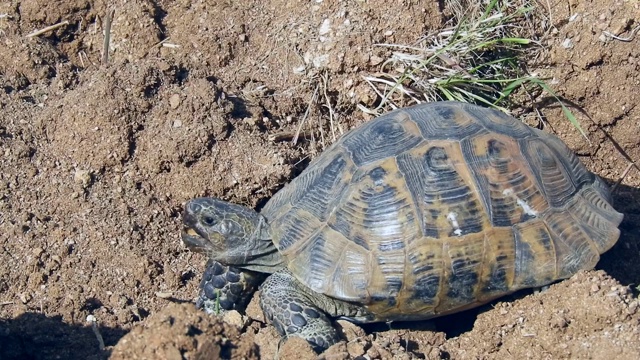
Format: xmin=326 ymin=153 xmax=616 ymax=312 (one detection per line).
xmin=396 ymin=141 xmax=489 ymax=240
xmin=409 ymin=102 xmax=485 ymax=140
xmin=513 ymin=220 xmax=556 ymax=287
xmin=341 ymin=111 xmax=423 ymax=166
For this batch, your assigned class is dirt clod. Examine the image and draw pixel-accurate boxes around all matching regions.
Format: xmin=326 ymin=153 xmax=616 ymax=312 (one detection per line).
xmin=110 ymin=303 xmax=258 ymax=360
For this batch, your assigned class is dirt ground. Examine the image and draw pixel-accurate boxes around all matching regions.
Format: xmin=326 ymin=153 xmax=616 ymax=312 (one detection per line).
xmin=1 ymin=0 xmax=639 ymax=359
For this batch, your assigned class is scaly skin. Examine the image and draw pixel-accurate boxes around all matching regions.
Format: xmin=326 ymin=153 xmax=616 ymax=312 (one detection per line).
xmin=259 ymin=269 xmax=342 ymax=351
xmin=196 ymin=258 xmax=265 ymax=314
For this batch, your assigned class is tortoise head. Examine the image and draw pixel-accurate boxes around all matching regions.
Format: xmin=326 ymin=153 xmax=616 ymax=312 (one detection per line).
xmin=182 ymin=197 xmax=284 ymax=273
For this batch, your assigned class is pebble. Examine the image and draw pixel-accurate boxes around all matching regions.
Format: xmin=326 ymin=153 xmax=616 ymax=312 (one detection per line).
xmin=627 ymin=301 xmax=638 ymax=315
xmin=562 ymin=38 xmax=574 ymax=49
xmin=369 ymin=55 xmax=383 ymax=66
xmin=74 ymin=169 xmax=92 ymax=188
xmin=169 ymin=94 xmax=181 ymax=109
xmin=346 ymin=341 xmax=366 ymax=357
xmin=19 ymin=293 xmax=31 ymax=304
xmin=319 ymin=19 xmax=331 ymax=35
xmin=222 ymin=310 xmax=247 ymax=329
xmin=336 ymin=319 xmax=366 ymax=341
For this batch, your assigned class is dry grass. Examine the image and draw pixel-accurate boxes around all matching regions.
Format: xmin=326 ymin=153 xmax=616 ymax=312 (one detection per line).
xmin=358 ymin=0 xmax=587 ymax=138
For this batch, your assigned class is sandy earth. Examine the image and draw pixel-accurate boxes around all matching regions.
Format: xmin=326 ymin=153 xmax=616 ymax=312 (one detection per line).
xmin=0 ymin=0 xmax=639 ymax=359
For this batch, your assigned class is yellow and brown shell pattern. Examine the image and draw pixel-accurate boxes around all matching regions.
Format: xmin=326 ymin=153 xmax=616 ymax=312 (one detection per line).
xmin=261 ymin=102 xmax=623 ymax=322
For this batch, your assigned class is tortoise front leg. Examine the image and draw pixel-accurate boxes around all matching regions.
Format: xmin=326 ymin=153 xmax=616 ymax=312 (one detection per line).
xmin=196 ymin=259 xmax=265 ymax=314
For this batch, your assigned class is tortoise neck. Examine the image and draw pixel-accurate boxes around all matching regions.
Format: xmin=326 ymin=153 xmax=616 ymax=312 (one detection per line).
xmin=240 ymin=246 xmax=286 ymax=273
xmin=238 ymin=215 xmax=286 ymax=273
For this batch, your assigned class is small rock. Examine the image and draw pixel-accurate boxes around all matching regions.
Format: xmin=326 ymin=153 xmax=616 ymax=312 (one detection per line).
xmin=370 ymin=55 xmax=383 ymax=66
xmin=371 ymin=342 xmax=393 ymax=359
xmin=346 ymin=341 xmax=365 ymax=357
xmin=194 ymin=339 xmax=222 ymax=359
xmin=319 ymin=19 xmax=331 ymax=36
xmin=245 ymin=292 xmax=265 ymax=323
xmin=562 ymin=38 xmax=574 ymax=49
xmin=320 ymin=342 xmax=349 ymax=360
xmin=243 ymin=117 xmax=257 ymax=126
xmin=293 ymin=65 xmax=306 ymax=75
xmin=366 ymin=345 xmax=380 ymax=358
xmin=222 ymin=310 xmax=247 ymax=329
xmin=155 ymin=291 xmax=173 ymax=299
xmin=73 ymin=169 xmax=92 ymax=188
xmin=169 ymin=94 xmax=181 ymax=109
xmin=336 ymin=320 xmax=366 ymax=341
xmin=19 ymin=293 xmax=31 ymax=304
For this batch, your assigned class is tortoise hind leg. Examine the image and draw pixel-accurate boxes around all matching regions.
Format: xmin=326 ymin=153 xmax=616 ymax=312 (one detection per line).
xmin=260 ymin=269 xmax=340 ymax=351
xmin=197 ymin=259 xmax=265 ymax=314
xmin=260 ymin=269 xmax=371 ymax=351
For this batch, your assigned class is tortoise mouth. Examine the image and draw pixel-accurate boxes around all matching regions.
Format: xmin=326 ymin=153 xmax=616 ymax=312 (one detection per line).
xmin=181 ymin=208 xmax=210 ymax=252
xmin=181 ymin=227 xmax=209 ymax=253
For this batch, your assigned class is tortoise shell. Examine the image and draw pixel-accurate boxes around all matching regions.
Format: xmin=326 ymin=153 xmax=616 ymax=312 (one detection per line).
xmin=261 ymin=102 xmax=623 ymax=321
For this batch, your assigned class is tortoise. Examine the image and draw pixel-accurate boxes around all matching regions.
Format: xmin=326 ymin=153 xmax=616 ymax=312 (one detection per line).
xmin=182 ymin=101 xmax=623 ymax=351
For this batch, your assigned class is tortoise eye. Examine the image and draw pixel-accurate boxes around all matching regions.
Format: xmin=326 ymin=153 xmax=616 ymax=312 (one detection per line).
xmin=202 ymin=216 xmax=215 ymax=226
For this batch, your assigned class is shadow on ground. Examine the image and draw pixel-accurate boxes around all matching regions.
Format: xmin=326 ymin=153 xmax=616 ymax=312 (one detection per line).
xmin=0 ymin=312 xmax=127 ymax=360
xmin=599 ymin=182 xmax=640 ymax=288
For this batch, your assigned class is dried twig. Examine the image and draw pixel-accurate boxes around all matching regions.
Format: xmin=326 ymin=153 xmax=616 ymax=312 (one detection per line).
xmin=269 ymin=130 xmax=312 ymax=142
xmin=292 ymin=82 xmax=319 ymax=145
xmin=611 ymin=162 xmax=638 ymax=193
xmin=321 ymin=71 xmax=339 ymax=142
xmin=25 ymin=20 xmax=69 ymax=38
xmin=102 ymin=9 xmax=115 ymax=65
xmin=86 ymin=315 xmax=105 ymax=351
xmin=603 ymin=25 xmax=640 ymax=42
